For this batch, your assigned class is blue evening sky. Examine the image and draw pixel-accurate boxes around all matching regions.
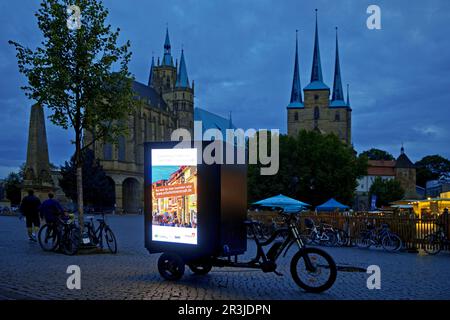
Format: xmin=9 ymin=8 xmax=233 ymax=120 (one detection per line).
xmin=1 ymin=0 xmax=450 ymax=177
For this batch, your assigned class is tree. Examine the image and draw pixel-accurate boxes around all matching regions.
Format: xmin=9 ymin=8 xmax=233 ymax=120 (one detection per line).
xmin=369 ymin=177 xmax=404 ymax=207
xmin=248 ymin=130 xmax=368 ymax=206
xmin=360 ymin=148 xmax=394 ymax=161
xmin=4 ymin=172 xmax=23 ymax=206
xmin=415 ymin=155 xmax=450 ymax=187
xmin=59 ymin=149 xmax=114 ymax=208
xmin=9 ymin=0 xmax=137 ymax=230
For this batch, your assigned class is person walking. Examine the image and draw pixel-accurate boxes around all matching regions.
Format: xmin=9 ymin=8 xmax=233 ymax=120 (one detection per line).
xmin=39 ymin=193 xmax=64 ymax=224
xmin=19 ymin=190 xmax=41 ymax=241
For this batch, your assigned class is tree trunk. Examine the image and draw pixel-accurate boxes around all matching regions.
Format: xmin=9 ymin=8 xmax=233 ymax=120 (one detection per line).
xmin=75 ymin=131 xmax=84 ymax=233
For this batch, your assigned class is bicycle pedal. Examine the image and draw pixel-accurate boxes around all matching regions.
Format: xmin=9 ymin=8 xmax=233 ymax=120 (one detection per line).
xmin=274 ymin=270 xmax=283 ymax=276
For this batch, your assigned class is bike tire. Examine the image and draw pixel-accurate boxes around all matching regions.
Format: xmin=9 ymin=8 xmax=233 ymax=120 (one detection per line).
xmin=104 ymin=228 xmax=118 ymax=254
xmin=290 ymin=247 xmax=337 ymax=293
xmin=158 ymin=253 xmax=185 ymax=281
xmin=423 ymin=234 xmax=441 ymax=255
xmin=381 ymin=233 xmax=402 ymax=252
xmin=61 ymin=226 xmax=80 ymax=256
xmin=38 ymin=224 xmax=59 ymax=252
xmin=356 ymin=231 xmax=372 ymax=249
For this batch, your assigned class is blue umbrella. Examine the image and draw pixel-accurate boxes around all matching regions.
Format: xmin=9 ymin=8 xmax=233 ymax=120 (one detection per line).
xmin=316 ymin=198 xmax=349 ymax=212
xmin=253 ymin=194 xmax=310 ymax=213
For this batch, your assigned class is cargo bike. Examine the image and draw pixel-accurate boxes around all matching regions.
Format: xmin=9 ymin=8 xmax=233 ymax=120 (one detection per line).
xmin=144 ymin=142 xmax=337 ymax=293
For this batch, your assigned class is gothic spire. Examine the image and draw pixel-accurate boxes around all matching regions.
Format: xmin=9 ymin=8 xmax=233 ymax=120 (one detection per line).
xmin=148 ymin=55 xmax=155 ymax=86
xmin=305 ymin=9 xmax=328 ymax=90
xmin=289 ymin=30 xmax=303 ymax=106
xmin=311 ymin=9 xmax=323 ymax=82
xmin=176 ymin=49 xmax=190 ymax=88
xmin=162 ymin=27 xmax=174 ymax=66
xmin=332 ymin=27 xmax=345 ymax=102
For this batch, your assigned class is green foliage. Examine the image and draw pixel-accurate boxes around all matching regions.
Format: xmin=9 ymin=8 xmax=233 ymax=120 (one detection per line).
xmin=415 ymin=155 xmax=450 ymax=187
xmin=4 ymin=172 xmax=23 ymax=205
xmin=9 ymin=0 xmax=137 ymax=146
xmin=59 ymin=149 xmax=114 ymax=207
xmin=248 ymin=130 xmax=368 ymax=207
xmin=360 ymin=148 xmax=395 ymax=161
xmin=369 ymin=177 xmax=405 ymax=207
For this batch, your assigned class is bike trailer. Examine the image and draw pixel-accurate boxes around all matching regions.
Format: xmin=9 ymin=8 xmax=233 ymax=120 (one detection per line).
xmin=144 ymin=141 xmax=247 ymax=263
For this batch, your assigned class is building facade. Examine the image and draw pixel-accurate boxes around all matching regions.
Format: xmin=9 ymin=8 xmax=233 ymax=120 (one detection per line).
xmin=355 ymin=147 xmax=418 ymax=210
xmin=287 ymin=12 xmax=351 ymax=144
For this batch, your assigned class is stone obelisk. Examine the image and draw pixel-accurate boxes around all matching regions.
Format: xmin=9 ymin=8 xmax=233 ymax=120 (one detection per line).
xmin=22 ymin=104 xmax=55 ymax=200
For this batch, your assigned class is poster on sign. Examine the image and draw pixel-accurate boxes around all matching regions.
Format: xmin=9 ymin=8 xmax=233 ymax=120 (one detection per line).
xmin=151 ymin=148 xmax=198 ymax=245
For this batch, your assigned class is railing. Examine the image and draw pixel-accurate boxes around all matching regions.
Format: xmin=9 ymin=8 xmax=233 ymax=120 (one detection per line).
xmin=247 ymin=210 xmax=448 ymax=251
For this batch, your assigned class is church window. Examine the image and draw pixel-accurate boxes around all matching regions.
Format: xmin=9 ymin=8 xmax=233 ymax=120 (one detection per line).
xmin=118 ymin=136 xmax=126 ymax=162
xmin=314 ymin=107 xmax=320 ymax=120
xmin=314 ymin=95 xmax=319 ymax=100
xmin=103 ymin=143 xmax=113 ymax=160
xmin=335 ymin=112 xmax=340 ymax=121
xmin=294 ymin=112 xmax=299 ymax=121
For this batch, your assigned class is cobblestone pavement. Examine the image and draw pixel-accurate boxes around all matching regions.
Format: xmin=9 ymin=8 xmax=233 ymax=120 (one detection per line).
xmin=1 ymin=215 xmax=449 ymax=300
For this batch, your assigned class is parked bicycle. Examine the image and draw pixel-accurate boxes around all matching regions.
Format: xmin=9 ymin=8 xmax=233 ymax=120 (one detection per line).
xmin=38 ymin=214 xmax=80 ymax=255
xmin=423 ymin=224 xmax=449 ymax=255
xmin=301 ymin=218 xmax=337 ymax=246
xmin=82 ymin=213 xmax=117 ymax=254
xmin=356 ymin=222 xmax=402 ymax=252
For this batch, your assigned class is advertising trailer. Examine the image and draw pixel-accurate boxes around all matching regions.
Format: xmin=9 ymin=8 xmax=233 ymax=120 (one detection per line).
xmin=144 ymin=141 xmax=247 ymax=263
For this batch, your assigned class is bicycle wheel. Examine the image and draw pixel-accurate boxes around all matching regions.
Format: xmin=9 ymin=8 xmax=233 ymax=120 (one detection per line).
xmin=38 ymin=224 xmax=59 ymax=252
xmin=321 ymin=230 xmax=337 ymax=247
xmin=61 ymin=226 xmax=79 ymax=256
xmin=158 ymin=253 xmax=185 ymax=281
xmin=188 ymin=261 xmax=212 ymax=275
xmin=423 ymin=234 xmax=441 ymax=255
xmin=381 ymin=233 xmax=402 ymax=252
xmin=104 ymin=228 xmax=117 ymax=254
xmin=336 ymin=229 xmax=349 ymax=247
xmin=290 ymin=247 xmax=337 ymax=293
xmin=356 ymin=232 xmax=371 ymax=249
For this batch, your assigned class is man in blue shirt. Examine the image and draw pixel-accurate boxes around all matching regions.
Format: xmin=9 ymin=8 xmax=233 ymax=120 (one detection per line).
xmin=39 ymin=193 xmax=64 ymax=223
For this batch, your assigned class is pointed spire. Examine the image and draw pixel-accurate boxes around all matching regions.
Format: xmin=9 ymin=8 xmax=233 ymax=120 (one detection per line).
xmin=332 ymin=27 xmax=345 ymax=102
xmin=148 ymin=55 xmax=155 ymax=86
xmin=346 ymin=84 xmax=350 ymax=106
xmin=311 ymin=9 xmax=323 ymax=82
xmin=289 ymin=30 xmax=303 ymax=107
xmin=305 ymin=10 xmax=329 ymax=90
xmin=176 ymin=49 xmax=190 ymax=88
xmin=162 ymin=27 xmax=174 ymax=66
xmin=401 ymin=143 xmax=405 ymax=155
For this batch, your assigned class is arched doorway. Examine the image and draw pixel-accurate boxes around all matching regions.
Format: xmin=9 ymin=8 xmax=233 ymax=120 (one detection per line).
xmin=122 ymin=177 xmax=140 ymax=214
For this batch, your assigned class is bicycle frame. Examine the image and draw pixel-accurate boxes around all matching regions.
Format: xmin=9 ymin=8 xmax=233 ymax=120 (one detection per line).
xmin=213 ymin=213 xmax=315 ymax=272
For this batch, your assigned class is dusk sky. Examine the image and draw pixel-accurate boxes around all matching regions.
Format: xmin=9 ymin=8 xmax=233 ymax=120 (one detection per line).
xmin=1 ymin=0 xmax=449 ymax=178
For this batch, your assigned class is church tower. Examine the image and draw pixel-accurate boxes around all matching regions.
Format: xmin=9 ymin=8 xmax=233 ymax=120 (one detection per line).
xmin=150 ymin=28 xmax=177 ymax=102
xmin=287 ymin=10 xmax=352 ymax=144
xmin=173 ymin=49 xmax=194 ymax=133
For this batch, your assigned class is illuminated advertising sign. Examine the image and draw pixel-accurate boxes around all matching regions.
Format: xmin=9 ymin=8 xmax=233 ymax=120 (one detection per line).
xmin=151 ymin=148 xmax=198 ymax=245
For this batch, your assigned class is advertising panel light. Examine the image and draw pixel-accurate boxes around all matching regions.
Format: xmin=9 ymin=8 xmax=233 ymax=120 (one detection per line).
xmin=151 ymin=148 xmax=198 ymax=245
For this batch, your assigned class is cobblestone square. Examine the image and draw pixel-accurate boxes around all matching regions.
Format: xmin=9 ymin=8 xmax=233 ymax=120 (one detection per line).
xmin=0 ymin=215 xmax=449 ymax=300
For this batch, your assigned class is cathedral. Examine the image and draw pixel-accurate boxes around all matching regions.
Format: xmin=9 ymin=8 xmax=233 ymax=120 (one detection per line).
xmin=287 ymin=11 xmax=352 ymax=144
xmin=89 ymin=29 xmax=231 ymax=213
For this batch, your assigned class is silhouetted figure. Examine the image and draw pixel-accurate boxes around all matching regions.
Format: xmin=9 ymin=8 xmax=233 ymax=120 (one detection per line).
xmin=19 ymin=190 xmax=41 ymax=241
